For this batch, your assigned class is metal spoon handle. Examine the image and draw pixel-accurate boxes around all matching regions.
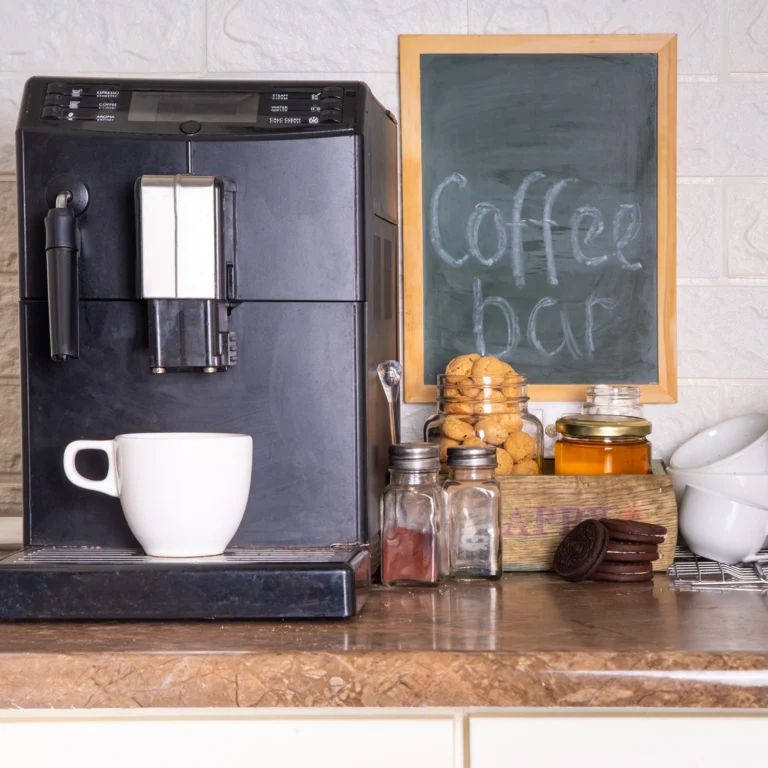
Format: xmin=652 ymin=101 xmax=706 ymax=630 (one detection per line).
xmin=390 ymin=398 xmax=401 ymax=446
xmin=376 ymin=360 xmax=402 ymax=445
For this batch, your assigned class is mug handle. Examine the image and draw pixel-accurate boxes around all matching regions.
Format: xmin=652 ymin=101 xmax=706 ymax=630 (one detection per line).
xmin=63 ymin=440 xmax=118 ymax=497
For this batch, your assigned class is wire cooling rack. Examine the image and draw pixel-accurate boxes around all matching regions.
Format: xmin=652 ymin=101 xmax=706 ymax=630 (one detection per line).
xmin=668 ymin=545 xmax=768 ymax=591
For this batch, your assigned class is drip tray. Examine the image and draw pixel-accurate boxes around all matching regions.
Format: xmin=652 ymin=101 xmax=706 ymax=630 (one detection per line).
xmin=0 ymin=546 xmax=371 ymax=620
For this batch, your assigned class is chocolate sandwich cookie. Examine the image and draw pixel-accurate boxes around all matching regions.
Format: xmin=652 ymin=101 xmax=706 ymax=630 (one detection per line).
xmin=590 ymin=561 xmax=654 ymax=582
xmin=600 ymin=519 xmax=667 ymax=545
xmin=554 ymin=519 xmax=608 ymax=582
xmin=603 ymin=540 xmax=660 ymax=563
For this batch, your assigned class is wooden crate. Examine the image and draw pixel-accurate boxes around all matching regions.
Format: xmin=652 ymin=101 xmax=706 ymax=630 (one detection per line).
xmin=500 ymin=460 xmax=677 ymax=572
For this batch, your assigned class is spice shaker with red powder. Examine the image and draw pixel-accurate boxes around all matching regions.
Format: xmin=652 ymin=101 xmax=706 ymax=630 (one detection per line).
xmin=381 ymin=443 xmax=441 ymax=586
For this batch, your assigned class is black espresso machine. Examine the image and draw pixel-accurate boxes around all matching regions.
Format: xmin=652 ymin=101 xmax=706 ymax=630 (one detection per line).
xmin=0 ymin=78 xmax=398 ymax=619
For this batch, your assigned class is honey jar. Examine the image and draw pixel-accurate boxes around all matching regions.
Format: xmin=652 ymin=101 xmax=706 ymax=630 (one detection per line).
xmin=554 ymin=415 xmax=652 ymax=475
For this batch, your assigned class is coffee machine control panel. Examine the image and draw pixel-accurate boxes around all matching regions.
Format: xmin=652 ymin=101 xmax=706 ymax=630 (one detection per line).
xmin=35 ymin=81 xmax=354 ymax=133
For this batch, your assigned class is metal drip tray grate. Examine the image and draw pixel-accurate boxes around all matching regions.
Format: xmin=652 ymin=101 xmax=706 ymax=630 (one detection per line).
xmin=0 ymin=546 xmax=352 ymax=567
xmin=669 ymin=545 xmax=768 ymax=591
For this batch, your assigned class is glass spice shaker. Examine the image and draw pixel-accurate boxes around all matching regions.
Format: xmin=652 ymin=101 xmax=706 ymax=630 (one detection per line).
xmin=380 ymin=443 xmax=441 ymax=587
xmin=442 ymin=446 xmax=502 ymax=580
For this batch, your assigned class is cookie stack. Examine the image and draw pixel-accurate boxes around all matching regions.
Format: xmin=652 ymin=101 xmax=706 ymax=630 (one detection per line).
xmin=554 ymin=519 xmax=667 ymax=583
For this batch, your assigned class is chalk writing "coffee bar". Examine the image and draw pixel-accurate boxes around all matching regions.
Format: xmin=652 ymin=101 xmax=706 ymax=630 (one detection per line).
xmin=430 ymin=171 xmax=643 ymax=360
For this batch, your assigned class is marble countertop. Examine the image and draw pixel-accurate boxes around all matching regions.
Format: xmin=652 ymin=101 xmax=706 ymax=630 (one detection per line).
xmin=1 ymin=574 xmax=767 ymax=709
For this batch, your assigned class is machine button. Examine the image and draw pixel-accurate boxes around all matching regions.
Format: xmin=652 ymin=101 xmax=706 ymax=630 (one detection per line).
xmin=46 ymin=95 xmax=118 ymax=110
xmin=41 ymin=106 xmax=63 ymax=119
xmin=319 ymin=108 xmax=342 ymax=124
xmin=46 ymin=83 xmax=119 ymax=98
xmin=321 ymin=86 xmax=343 ymax=100
xmin=75 ymin=113 xmax=116 ymax=122
xmin=321 ymin=97 xmax=344 ymax=110
xmin=180 ymin=120 xmax=202 ymax=134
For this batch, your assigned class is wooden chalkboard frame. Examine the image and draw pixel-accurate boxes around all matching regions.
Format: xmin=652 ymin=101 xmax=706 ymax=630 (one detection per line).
xmin=401 ymin=34 xmax=677 ymax=403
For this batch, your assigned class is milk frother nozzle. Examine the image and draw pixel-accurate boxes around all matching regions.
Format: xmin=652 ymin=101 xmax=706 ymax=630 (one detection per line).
xmin=44 ymin=190 xmax=80 ymax=361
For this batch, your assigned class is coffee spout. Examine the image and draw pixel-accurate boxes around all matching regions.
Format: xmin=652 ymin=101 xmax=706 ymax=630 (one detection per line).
xmin=136 ymin=175 xmax=237 ymax=373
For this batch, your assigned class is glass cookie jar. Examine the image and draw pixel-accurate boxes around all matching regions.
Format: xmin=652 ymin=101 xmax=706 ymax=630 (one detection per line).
xmin=424 ymin=374 xmax=543 ymax=475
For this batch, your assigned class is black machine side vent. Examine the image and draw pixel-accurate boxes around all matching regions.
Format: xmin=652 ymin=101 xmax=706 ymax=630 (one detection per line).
xmin=383 ymin=237 xmax=393 ymax=321
xmin=372 ymin=233 xmax=382 ymax=320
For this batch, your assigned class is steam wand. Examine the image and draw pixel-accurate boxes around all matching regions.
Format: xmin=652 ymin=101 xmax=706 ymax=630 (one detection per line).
xmin=44 ymin=190 xmax=79 ymax=361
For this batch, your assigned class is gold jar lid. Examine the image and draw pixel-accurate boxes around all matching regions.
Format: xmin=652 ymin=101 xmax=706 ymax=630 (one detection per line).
xmin=556 ymin=414 xmax=652 ymax=438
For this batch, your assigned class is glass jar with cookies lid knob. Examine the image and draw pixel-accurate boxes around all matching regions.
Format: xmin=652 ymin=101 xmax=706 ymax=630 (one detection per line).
xmin=423 ymin=354 xmax=543 ymax=476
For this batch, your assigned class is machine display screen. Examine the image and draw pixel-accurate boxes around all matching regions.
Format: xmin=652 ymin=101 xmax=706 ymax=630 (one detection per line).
xmin=128 ymin=92 xmax=260 ymax=122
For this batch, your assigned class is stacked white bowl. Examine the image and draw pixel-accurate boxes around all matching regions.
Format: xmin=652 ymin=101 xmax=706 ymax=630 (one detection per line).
xmin=669 ymin=414 xmax=768 ymax=565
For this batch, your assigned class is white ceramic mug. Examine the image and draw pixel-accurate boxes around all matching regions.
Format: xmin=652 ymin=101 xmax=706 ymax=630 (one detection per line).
xmin=679 ymin=484 xmax=768 ymax=565
xmin=63 ymin=433 xmax=253 ymax=557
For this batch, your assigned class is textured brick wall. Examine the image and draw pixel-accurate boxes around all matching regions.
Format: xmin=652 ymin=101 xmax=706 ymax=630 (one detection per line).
xmin=0 ymin=1 xmax=767 ymax=520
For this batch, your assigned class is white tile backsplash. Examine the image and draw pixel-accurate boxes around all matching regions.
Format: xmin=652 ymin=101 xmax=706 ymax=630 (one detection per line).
xmin=0 ymin=481 xmax=21 ymax=518
xmin=207 ymin=0 xmax=467 ymax=73
xmin=679 ymin=286 xmax=768 ymax=378
xmin=0 ymin=1 xmax=205 ymax=73
xmin=469 ymin=0 xmax=722 ymax=75
xmin=0 ymin=79 xmax=22 ymax=174
xmin=0 ymin=181 xmax=17 ymax=273
xmin=0 ymin=516 xmax=21 ymax=544
xmin=679 ymin=83 xmax=768 ymax=176
xmin=723 ymin=381 xmax=768 ymax=415
xmin=678 ymin=182 xmax=723 ymax=278
xmin=0 ymin=282 xmax=18 ymax=377
xmin=726 ymin=182 xmax=768 ymax=277
xmin=728 ymin=0 xmax=768 ymax=73
xmin=0 ymin=379 xmax=20 ymax=473
xmin=0 ymin=0 xmax=767 ymax=475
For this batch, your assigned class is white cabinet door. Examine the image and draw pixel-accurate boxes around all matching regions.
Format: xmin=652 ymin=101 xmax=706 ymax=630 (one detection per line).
xmin=0 ymin=711 xmax=457 ymax=768
xmin=470 ymin=713 xmax=768 ymax=768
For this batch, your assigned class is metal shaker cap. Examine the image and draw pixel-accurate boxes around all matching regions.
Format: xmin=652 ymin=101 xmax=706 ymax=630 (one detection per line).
xmin=388 ymin=442 xmax=440 ymax=471
xmin=447 ymin=446 xmax=498 ymax=469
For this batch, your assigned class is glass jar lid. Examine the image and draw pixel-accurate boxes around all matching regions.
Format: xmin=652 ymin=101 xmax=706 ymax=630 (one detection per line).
xmin=389 ymin=442 xmax=440 ymax=471
xmin=585 ymin=384 xmax=641 ymax=400
xmin=556 ymin=414 xmax=652 ymax=438
xmin=582 ymin=384 xmax=644 ymax=418
xmin=447 ymin=445 xmax=498 ymax=468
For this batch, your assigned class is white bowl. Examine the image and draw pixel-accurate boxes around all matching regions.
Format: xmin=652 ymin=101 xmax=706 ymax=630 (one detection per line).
xmin=667 ymin=467 xmax=768 ymax=508
xmin=679 ymin=485 xmax=768 ymax=565
xmin=669 ymin=413 xmax=768 ymax=473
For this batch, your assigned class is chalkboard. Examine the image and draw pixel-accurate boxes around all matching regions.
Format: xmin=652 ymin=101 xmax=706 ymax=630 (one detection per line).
xmin=401 ymin=35 xmax=677 ymax=403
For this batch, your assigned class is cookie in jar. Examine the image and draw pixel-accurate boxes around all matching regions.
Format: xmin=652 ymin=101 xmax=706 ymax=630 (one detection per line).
xmin=424 ymin=354 xmax=543 ymax=475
